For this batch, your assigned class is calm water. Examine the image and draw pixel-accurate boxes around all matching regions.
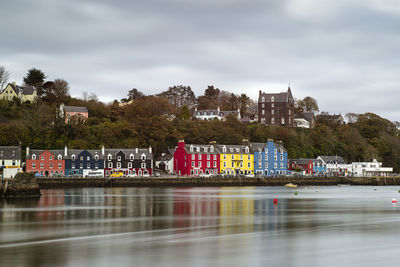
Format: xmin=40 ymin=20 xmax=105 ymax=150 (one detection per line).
xmin=1 ymin=186 xmax=400 ymax=267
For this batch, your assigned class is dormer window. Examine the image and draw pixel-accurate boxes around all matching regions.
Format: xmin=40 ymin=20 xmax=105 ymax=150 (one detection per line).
xmin=94 ymin=155 xmax=99 ymax=160
xmin=210 ymin=147 xmax=214 ymax=153
xmin=32 ymin=154 xmax=36 ymax=160
xmin=130 ymin=154 xmax=134 ymax=160
xmin=196 ymin=147 xmax=200 ymax=152
xmin=222 ymin=146 xmax=226 ymax=153
xmin=141 ymin=154 xmax=146 ymax=160
xmin=108 ymin=154 xmax=112 ymax=160
xmin=236 ymin=148 xmax=239 ymax=153
xmin=190 ymin=145 xmax=193 ymax=152
xmin=204 ymin=147 xmax=208 ymax=152
xmin=71 ymin=155 xmax=76 ymax=161
xmin=58 ymin=154 xmax=62 ymax=160
xmin=210 ymin=112 xmax=213 ymax=115
xmin=245 ymin=147 xmax=249 ymax=154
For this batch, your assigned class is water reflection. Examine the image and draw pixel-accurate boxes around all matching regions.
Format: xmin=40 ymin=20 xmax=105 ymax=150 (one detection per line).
xmin=1 ymin=186 xmax=400 ymax=267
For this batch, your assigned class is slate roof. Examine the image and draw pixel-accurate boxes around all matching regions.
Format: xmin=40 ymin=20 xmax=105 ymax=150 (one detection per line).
xmin=63 ymin=106 xmax=88 ymax=113
xmin=64 ymin=149 xmax=104 ymax=159
xmin=104 ymin=148 xmax=153 ymax=158
xmin=294 ymin=158 xmax=313 ymax=165
xmin=184 ymin=144 xmax=220 ymax=154
xmin=27 ymin=149 xmax=65 ymax=160
xmin=295 ymin=112 xmax=315 ymax=122
xmin=258 ymin=87 xmax=294 ymax=103
xmin=249 ymin=142 xmax=287 ymax=154
xmin=6 ymin=84 xmax=36 ymax=96
xmin=217 ymin=145 xmax=253 ymax=154
xmin=311 ymin=159 xmax=324 ymax=166
xmin=318 ymin=155 xmax=346 ymax=164
xmin=0 ymin=146 xmax=21 ymax=160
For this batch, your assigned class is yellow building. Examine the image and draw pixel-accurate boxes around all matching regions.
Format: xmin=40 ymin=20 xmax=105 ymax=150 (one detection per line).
xmin=218 ymin=145 xmax=254 ymax=175
xmin=0 ymin=83 xmax=37 ymax=103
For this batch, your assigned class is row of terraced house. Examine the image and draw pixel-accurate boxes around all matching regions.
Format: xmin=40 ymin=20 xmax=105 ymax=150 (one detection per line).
xmin=24 ymin=146 xmax=153 ymax=177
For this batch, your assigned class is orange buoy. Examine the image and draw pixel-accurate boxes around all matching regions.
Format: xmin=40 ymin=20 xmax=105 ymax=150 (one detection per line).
xmin=392 ymin=199 xmax=397 ymax=203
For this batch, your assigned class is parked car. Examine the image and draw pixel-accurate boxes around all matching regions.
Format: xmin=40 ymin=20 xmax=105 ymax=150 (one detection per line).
xmin=127 ymin=173 xmax=137 ymax=178
xmin=110 ymin=172 xmax=123 ymax=178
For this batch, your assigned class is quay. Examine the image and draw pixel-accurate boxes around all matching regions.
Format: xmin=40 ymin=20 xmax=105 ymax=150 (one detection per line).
xmin=37 ymin=176 xmax=400 ymax=189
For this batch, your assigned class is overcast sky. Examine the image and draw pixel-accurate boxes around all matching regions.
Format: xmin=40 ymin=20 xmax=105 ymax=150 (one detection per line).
xmin=1 ymin=0 xmax=399 ymax=120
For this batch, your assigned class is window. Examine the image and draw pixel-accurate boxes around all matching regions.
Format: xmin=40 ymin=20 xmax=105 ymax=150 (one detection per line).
xmin=128 ymin=162 xmax=132 ymax=168
xmin=196 ymin=147 xmax=200 ymax=152
xmin=192 ymin=154 xmax=195 ymax=160
xmin=49 ymin=156 xmax=53 ymax=160
xmin=271 ymin=96 xmax=274 ymax=102
xmin=72 ymin=155 xmax=76 ymax=160
xmin=80 ymin=156 xmax=83 ymax=161
xmin=117 ymin=156 xmax=121 ymax=161
xmin=281 ymin=118 xmax=285 ymax=125
xmin=192 ymin=161 xmax=195 ymax=167
xmin=87 ymin=156 xmax=90 ymax=161
xmin=58 ymin=163 xmax=62 ymax=169
xmin=223 ymin=154 xmax=226 ymax=160
xmin=95 ymin=163 xmax=98 ymax=169
xmin=214 ymin=155 xmax=217 ymax=160
xmin=210 ymin=147 xmax=214 ymax=153
xmin=231 ymin=154 xmax=234 ymax=160
xmin=87 ymin=163 xmax=90 ymax=169
xmin=32 ymin=163 xmax=36 ymax=169
xmin=265 ymin=154 xmax=268 ymax=160
xmin=271 ymin=117 xmax=275 ymax=124
xmin=207 ymin=162 xmax=210 ymax=167
xmin=262 ymin=109 xmax=265 ymax=115
xmin=94 ymin=155 xmax=99 ymax=160
xmin=271 ymin=109 xmax=274 ymax=115
xmin=262 ymin=96 xmax=265 ymax=102
xmin=222 ymin=147 xmax=226 ymax=153
xmin=130 ymin=154 xmax=134 ymax=160
xmin=141 ymin=154 xmax=146 ymax=160
xmin=258 ymin=162 xmax=261 ymax=168
xmin=58 ymin=154 xmax=62 ymax=160
xmin=274 ymin=149 xmax=277 ymax=154
xmin=223 ymin=162 xmax=226 ymax=168
xmin=141 ymin=163 xmax=146 ymax=169
xmin=204 ymin=147 xmax=208 ymax=152
xmin=80 ymin=163 xmax=83 ymax=169
xmin=199 ymin=161 xmax=202 ymax=167
xmin=240 ymin=162 xmax=243 ymax=168
xmin=40 ymin=163 xmax=44 ymax=169
xmin=258 ymin=155 xmax=262 ymax=161
xmin=274 ymin=155 xmax=277 ymax=161
xmin=32 ymin=154 xmax=36 ymax=160
xmin=214 ymin=161 xmax=217 ymax=167
xmin=280 ymin=155 xmax=284 ymax=161
xmin=272 ymin=103 xmax=274 ymax=108
xmin=231 ymin=162 xmax=234 ymax=168
xmin=117 ymin=162 xmax=121 ymax=168
xmin=41 ymin=156 xmax=44 ymax=160
xmin=265 ymin=162 xmax=268 ymax=169
xmin=248 ymin=162 xmax=251 ymax=168
xmin=274 ymin=163 xmax=277 ymax=169
xmin=72 ymin=163 xmax=75 ymax=169
xmin=198 ymin=154 xmax=201 ymax=160
xmin=262 ymin=103 xmax=265 ymax=108
xmin=207 ymin=154 xmax=210 ymax=160
xmin=190 ymin=145 xmax=193 ymax=152
xmin=108 ymin=162 xmax=113 ymax=168
xmin=108 ymin=154 xmax=112 ymax=160
xmin=248 ymin=155 xmax=250 ymax=160
xmin=12 ymin=160 xmax=15 ymax=166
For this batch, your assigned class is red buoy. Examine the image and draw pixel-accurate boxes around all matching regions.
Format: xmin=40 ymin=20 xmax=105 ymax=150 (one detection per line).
xmin=392 ymin=199 xmax=397 ymax=204
xmin=273 ymin=198 xmax=278 ymax=204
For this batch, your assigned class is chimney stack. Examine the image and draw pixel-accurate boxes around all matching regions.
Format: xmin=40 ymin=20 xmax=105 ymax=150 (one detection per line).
xmin=64 ymin=145 xmax=68 ymax=157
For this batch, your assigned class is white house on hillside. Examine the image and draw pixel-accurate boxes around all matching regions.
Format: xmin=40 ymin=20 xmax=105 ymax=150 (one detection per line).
xmin=351 ymin=159 xmax=393 ymax=177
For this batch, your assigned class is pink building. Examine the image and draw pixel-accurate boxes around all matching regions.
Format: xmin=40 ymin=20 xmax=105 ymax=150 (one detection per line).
xmin=173 ymin=140 xmax=220 ymax=176
xmin=59 ymin=103 xmax=88 ymax=123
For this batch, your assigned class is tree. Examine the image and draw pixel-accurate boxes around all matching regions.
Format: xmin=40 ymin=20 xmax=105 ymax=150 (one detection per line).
xmin=159 ymin=85 xmax=197 ymax=110
xmin=179 ymin=105 xmax=190 ymax=120
xmin=122 ymin=88 xmax=144 ymax=102
xmin=0 ymin=65 xmax=11 ymax=90
xmin=298 ymin=96 xmax=319 ymax=113
xmin=23 ymin=68 xmax=46 ymax=97
xmin=42 ymin=79 xmax=70 ymax=103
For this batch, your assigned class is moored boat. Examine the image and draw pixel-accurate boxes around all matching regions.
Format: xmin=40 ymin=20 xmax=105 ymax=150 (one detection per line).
xmin=284 ymin=183 xmax=298 ymax=188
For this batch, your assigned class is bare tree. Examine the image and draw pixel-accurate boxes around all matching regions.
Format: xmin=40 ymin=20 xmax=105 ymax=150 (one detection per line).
xmin=0 ymin=66 xmax=11 ymax=90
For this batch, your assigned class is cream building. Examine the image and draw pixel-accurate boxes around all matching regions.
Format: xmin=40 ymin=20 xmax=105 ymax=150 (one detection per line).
xmin=0 ymin=83 xmax=37 ymax=103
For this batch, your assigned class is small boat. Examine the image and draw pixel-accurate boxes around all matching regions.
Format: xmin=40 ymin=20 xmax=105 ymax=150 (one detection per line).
xmin=337 ymin=184 xmax=351 ymax=187
xmin=284 ymin=183 xmax=298 ymax=188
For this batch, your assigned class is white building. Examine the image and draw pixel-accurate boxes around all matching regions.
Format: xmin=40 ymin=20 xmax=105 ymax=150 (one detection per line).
xmin=0 ymin=146 xmax=22 ymax=178
xmin=351 ymin=159 xmax=393 ymax=177
xmin=155 ymin=149 xmax=175 ymax=174
xmin=317 ymin=155 xmax=350 ymax=176
xmin=293 ymin=118 xmax=310 ymax=128
xmin=194 ymin=106 xmax=241 ymax=121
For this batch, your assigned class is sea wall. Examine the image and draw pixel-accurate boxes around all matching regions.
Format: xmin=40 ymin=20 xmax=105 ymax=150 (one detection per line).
xmin=36 ymin=176 xmax=400 ymax=188
xmin=1 ymin=179 xmax=41 ymax=198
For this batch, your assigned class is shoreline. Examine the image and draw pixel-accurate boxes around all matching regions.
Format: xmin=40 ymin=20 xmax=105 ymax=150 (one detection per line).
xmin=36 ymin=176 xmax=400 ymax=189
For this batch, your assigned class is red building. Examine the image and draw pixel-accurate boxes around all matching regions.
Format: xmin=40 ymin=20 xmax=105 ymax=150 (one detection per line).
xmin=26 ymin=148 xmax=66 ymax=177
xmin=173 ymin=140 xmax=220 ymax=176
xmin=288 ymin=158 xmax=313 ymax=174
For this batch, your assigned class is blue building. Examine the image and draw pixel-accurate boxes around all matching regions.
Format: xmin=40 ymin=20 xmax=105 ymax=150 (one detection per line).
xmin=64 ymin=148 xmax=105 ymax=177
xmin=311 ymin=159 xmax=326 ymax=174
xmin=251 ymin=140 xmax=288 ymax=175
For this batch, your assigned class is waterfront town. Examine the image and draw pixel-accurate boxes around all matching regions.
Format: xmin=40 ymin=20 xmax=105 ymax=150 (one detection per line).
xmin=0 ymin=75 xmax=396 ymax=179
